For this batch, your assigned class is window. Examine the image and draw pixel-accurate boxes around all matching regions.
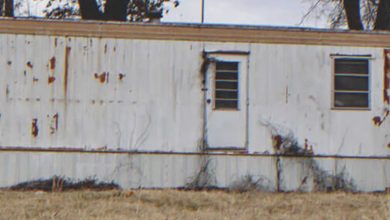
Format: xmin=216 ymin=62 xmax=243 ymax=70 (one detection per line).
xmin=333 ymin=57 xmax=370 ymax=109
xmin=215 ymin=61 xmax=239 ymax=109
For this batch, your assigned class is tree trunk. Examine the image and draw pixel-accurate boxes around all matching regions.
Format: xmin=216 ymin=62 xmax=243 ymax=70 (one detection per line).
xmin=374 ymin=0 xmax=390 ymax=30
xmin=78 ymin=0 xmax=104 ymax=20
xmin=343 ymin=0 xmax=364 ymax=30
xmin=4 ymin=0 xmax=13 ymax=17
xmin=104 ymin=0 xmax=129 ymax=21
xmin=0 ymin=0 xmax=4 ymax=16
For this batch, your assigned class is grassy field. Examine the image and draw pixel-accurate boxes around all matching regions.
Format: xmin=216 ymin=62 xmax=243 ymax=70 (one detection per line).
xmin=0 ymin=190 xmax=389 ymax=220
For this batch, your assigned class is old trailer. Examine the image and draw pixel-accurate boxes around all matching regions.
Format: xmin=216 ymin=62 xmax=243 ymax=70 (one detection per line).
xmin=0 ymin=19 xmax=389 ymax=191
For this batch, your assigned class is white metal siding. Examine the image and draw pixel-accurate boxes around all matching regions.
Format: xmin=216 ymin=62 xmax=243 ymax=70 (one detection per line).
xmin=0 ymin=33 xmax=388 ymax=156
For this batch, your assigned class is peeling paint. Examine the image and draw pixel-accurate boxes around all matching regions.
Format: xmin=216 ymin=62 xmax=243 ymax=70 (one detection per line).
xmin=32 ymin=77 xmax=39 ymax=83
xmin=32 ymin=119 xmax=38 ymax=137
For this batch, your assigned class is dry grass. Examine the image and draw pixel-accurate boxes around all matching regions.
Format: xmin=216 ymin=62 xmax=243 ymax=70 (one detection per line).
xmin=0 ymin=190 xmax=389 ymax=220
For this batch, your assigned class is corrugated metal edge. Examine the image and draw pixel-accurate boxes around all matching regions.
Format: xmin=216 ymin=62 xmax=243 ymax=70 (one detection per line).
xmin=0 ymin=18 xmax=390 ymax=47
xmin=0 ymin=147 xmax=390 ymax=159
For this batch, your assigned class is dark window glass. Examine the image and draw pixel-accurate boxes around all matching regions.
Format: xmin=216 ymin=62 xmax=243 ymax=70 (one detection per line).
xmin=215 ymin=81 xmax=238 ymax=90
xmin=215 ymin=61 xmax=239 ymax=109
xmin=335 ymin=76 xmax=369 ymax=91
xmin=334 ymin=93 xmax=369 ymax=108
xmin=335 ymin=59 xmax=368 ymax=75
xmin=215 ymin=100 xmax=238 ymax=109
xmin=334 ymin=58 xmax=369 ymax=108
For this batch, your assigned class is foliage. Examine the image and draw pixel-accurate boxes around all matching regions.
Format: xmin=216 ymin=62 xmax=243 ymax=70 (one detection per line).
xmin=43 ymin=0 xmax=180 ymax=21
xmin=9 ymin=175 xmax=120 ymax=192
xmin=44 ymin=0 xmax=79 ymax=19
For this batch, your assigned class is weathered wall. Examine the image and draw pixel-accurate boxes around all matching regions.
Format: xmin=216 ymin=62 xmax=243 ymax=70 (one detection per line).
xmin=0 ymin=151 xmax=388 ymax=192
xmin=247 ymin=44 xmax=390 ymax=156
xmin=0 ymin=35 xmax=204 ymax=152
xmin=0 ymin=23 xmax=389 ymax=156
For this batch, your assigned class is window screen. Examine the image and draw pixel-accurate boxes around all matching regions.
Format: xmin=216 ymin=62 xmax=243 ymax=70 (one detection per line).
xmin=334 ymin=58 xmax=369 ymax=108
xmin=215 ymin=61 xmax=239 ymax=109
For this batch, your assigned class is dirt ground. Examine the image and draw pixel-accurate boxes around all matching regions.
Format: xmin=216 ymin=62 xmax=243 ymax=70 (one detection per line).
xmin=0 ymin=190 xmax=389 ymax=220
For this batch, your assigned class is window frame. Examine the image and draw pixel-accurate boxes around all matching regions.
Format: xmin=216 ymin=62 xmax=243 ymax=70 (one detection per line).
xmin=331 ymin=55 xmax=372 ymax=110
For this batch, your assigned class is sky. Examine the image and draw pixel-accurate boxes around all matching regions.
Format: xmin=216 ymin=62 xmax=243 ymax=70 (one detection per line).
xmin=161 ymin=0 xmax=329 ymax=28
xmin=20 ymin=0 xmax=329 ymax=29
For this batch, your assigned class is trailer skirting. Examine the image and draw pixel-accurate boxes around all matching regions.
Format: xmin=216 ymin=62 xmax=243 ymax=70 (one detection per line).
xmin=0 ymin=150 xmax=389 ymax=192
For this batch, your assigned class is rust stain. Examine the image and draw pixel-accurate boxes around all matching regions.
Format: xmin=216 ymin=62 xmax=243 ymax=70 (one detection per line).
xmin=272 ymin=135 xmax=282 ymax=151
xmin=50 ymin=113 xmax=59 ymax=134
xmin=373 ymin=116 xmax=382 ymax=126
xmin=32 ymin=118 xmax=39 ymax=137
xmin=372 ymin=109 xmax=390 ymax=127
xmin=384 ymin=49 xmax=390 ymax=104
xmin=26 ymin=61 xmax=33 ymax=69
xmin=94 ymin=72 xmax=109 ymax=83
xmin=5 ymin=85 xmax=9 ymax=99
xmin=54 ymin=38 xmax=58 ymax=47
xmin=33 ymin=77 xmax=39 ymax=83
xmin=50 ymin=56 xmax=56 ymax=70
xmin=118 ymin=73 xmax=125 ymax=80
xmin=64 ymin=47 xmax=71 ymax=97
xmin=48 ymin=76 xmax=56 ymax=84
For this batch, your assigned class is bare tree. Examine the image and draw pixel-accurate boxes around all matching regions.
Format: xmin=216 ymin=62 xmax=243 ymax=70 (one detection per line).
xmin=2 ymin=0 xmax=14 ymax=17
xmin=344 ymin=0 xmax=364 ymax=29
xmin=303 ymin=0 xmax=390 ymax=30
